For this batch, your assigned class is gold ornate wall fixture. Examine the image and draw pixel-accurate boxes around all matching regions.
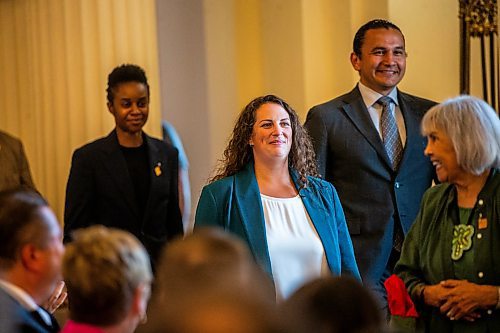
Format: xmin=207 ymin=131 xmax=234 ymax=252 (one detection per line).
xmin=459 ymin=0 xmax=499 ymax=112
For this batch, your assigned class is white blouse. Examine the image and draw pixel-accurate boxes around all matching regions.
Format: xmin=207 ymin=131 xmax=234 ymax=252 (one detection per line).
xmin=261 ymin=193 xmax=329 ymax=300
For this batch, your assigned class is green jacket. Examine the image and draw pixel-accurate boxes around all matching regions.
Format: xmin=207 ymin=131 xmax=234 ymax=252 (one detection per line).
xmin=395 ymin=169 xmax=500 ymax=333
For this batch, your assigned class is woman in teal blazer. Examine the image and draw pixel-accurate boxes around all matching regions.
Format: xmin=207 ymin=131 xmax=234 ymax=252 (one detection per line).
xmin=195 ymin=95 xmax=360 ymax=298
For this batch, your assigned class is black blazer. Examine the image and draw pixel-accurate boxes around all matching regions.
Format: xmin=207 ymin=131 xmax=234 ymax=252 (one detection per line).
xmin=64 ymin=130 xmax=183 ymax=264
xmin=304 ymin=86 xmax=436 ymax=286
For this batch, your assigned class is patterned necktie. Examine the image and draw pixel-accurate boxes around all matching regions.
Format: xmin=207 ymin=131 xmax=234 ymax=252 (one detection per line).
xmin=377 ymin=96 xmax=404 ymax=251
xmin=377 ymin=96 xmax=403 ymax=170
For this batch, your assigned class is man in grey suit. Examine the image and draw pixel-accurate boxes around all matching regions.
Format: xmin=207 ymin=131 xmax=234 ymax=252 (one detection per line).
xmin=305 ymin=19 xmax=436 ymax=312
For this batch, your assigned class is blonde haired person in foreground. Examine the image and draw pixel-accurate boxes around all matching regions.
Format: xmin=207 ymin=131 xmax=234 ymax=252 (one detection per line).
xmin=61 ymin=226 xmax=152 ymax=333
xmin=395 ymin=95 xmax=500 ymax=332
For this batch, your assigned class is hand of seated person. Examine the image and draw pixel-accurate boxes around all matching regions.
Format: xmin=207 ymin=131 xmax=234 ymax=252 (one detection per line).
xmin=43 ymin=281 xmax=67 ymax=314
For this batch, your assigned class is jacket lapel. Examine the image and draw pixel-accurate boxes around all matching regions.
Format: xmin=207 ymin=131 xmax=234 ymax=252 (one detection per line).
xmin=341 ymin=87 xmax=392 ymax=169
xmin=293 ymin=172 xmax=336 ymax=269
xmin=234 ymin=163 xmax=273 ymax=276
xmin=100 ymin=131 xmax=139 ymax=217
xmin=142 ymin=133 xmax=160 ymax=225
xmin=397 ymin=91 xmax=422 ymax=172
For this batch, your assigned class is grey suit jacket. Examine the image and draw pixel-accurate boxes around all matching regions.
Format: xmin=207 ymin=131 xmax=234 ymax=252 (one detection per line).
xmin=0 ymin=131 xmax=35 ymax=191
xmin=304 ymin=86 xmax=436 ymax=286
xmin=0 ymin=287 xmax=58 ymax=333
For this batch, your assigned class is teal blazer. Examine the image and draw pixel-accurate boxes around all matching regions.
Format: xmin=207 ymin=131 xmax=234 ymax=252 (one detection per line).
xmin=195 ymin=162 xmax=361 ymax=281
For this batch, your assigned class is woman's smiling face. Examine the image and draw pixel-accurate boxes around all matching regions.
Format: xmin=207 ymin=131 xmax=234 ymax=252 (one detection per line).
xmin=424 ymin=128 xmax=464 ymax=183
xmin=250 ymin=103 xmax=292 ymax=165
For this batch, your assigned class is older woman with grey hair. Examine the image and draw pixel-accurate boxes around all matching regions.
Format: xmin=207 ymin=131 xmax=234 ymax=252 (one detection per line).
xmin=61 ymin=226 xmax=153 ymax=333
xmin=394 ymin=95 xmax=500 ymax=332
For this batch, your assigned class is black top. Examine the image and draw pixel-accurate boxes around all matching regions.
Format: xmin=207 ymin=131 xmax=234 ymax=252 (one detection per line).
xmin=120 ymin=143 xmax=151 ymax=222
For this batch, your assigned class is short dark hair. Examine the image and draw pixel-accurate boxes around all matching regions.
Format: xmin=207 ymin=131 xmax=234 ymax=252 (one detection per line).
xmin=0 ymin=188 xmax=48 ymax=268
xmin=106 ymin=64 xmax=150 ymax=105
xmin=353 ymin=19 xmax=404 ymax=57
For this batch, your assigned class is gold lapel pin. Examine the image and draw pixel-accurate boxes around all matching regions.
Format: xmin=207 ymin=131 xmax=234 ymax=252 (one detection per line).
xmin=478 ymin=213 xmax=488 ymax=230
xmin=154 ymin=162 xmax=162 ymax=176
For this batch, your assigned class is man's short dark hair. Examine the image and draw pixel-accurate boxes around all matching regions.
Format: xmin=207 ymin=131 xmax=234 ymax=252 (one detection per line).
xmin=0 ymin=188 xmax=48 ymax=268
xmin=353 ymin=19 xmax=404 ymax=57
xmin=106 ymin=64 xmax=150 ymax=105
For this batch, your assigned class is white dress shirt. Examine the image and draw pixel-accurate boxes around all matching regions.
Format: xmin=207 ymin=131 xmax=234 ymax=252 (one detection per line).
xmin=358 ymin=81 xmax=407 ymax=147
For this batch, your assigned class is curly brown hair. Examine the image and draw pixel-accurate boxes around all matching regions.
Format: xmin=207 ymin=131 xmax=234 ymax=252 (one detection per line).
xmin=210 ymin=95 xmax=319 ymax=187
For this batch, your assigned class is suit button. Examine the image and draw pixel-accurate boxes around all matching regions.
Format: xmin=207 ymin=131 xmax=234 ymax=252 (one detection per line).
xmin=478 ymin=199 xmax=484 ymax=205
xmin=395 ymin=182 xmax=400 ymax=189
xmin=477 ymin=233 xmax=482 ymax=239
xmin=478 ymin=272 xmax=484 ymax=278
xmin=487 ymin=309 xmax=493 ymax=315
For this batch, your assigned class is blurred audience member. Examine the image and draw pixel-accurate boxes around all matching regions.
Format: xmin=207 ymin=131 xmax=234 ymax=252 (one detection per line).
xmin=0 ymin=188 xmax=64 ymax=333
xmin=0 ymin=130 xmax=35 ymax=191
xmin=281 ymin=276 xmax=384 ymax=333
xmin=146 ymin=292 xmax=282 ymax=333
xmin=143 ymin=228 xmax=281 ymax=333
xmin=153 ymin=227 xmax=274 ymax=303
xmin=61 ymin=225 xmax=152 ymax=333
